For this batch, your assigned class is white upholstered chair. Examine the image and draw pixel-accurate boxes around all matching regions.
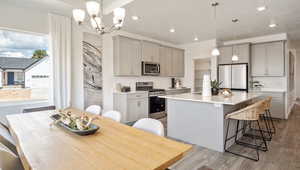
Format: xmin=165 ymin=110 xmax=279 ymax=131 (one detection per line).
xmin=102 ymin=111 xmax=121 ymax=122
xmin=0 ymin=142 xmax=23 ymax=170
xmin=133 ymin=118 xmax=164 ymax=136
xmin=85 ymin=105 xmax=102 ymax=115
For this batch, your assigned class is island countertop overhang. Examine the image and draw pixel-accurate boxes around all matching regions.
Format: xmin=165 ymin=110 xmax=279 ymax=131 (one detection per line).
xmin=161 ymin=92 xmax=261 ymax=105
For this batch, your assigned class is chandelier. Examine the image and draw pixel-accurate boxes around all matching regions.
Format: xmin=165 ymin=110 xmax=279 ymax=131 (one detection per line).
xmin=72 ymin=0 xmax=126 ymax=35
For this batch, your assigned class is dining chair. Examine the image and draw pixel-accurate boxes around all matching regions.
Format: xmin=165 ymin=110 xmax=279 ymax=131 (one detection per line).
xmin=85 ymin=105 xmax=102 ymax=115
xmin=102 ymin=111 xmax=121 ymax=122
xmin=133 ymin=118 xmax=165 ymax=136
xmin=0 ymin=123 xmax=17 ymax=155
xmin=0 ymin=142 xmax=23 ymax=170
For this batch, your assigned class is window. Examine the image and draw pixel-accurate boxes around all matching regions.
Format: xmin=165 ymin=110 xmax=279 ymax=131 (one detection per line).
xmin=0 ymin=29 xmax=51 ymax=102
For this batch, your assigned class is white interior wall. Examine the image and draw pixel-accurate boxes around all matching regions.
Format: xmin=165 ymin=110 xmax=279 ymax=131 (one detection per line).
xmin=102 ymin=31 xmax=183 ymax=111
xmin=179 ymin=40 xmax=217 ymax=92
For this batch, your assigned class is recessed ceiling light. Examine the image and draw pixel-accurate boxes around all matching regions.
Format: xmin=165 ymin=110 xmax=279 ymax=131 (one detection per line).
xmin=194 ymin=37 xmax=199 ymax=41
xmin=256 ymin=6 xmax=267 ymax=11
xmin=269 ymin=23 xmax=277 ymax=28
xmin=131 ymin=16 xmax=139 ymax=20
xmin=169 ymin=28 xmax=175 ymax=33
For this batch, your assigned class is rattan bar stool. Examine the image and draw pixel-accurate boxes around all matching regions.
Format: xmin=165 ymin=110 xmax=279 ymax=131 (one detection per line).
xmin=245 ymin=98 xmax=273 ymax=141
xmin=224 ymin=101 xmax=268 ymax=161
xmin=264 ymin=97 xmax=276 ymax=134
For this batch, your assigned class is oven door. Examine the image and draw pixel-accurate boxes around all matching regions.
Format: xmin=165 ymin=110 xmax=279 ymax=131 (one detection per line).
xmin=149 ymin=96 xmax=165 ymax=114
xmin=142 ymin=62 xmax=160 ymax=76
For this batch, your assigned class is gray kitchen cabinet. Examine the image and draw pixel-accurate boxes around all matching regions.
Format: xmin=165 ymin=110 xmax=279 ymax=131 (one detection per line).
xmin=113 ymin=35 xmax=142 ymax=76
xmin=141 ymin=41 xmax=160 ymax=62
xmin=232 ymin=44 xmax=250 ymax=64
xmin=253 ymin=91 xmax=285 ymax=119
xmin=266 ymin=41 xmax=285 ymax=76
xmin=159 ymin=46 xmax=173 ymax=77
xmin=218 ymin=46 xmax=232 ymax=64
xmin=172 ymin=48 xmax=185 ymax=77
xmin=218 ymin=44 xmax=250 ymax=64
xmin=159 ymin=46 xmax=184 ymax=77
xmin=251 ymin=43 xmax=267 ymax=76
xmin=113 ymin=91 xmax=148 ymax=123
xmin=251 ymin=41 xmax=285 ymax=77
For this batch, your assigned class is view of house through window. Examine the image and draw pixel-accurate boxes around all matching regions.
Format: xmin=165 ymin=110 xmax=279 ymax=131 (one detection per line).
xmin=0 ymin=29 xmax=50 ymax=102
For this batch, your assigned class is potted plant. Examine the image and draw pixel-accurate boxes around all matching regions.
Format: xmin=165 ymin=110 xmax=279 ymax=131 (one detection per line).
xmin=211 ymin=80 xmax=222 ymax=96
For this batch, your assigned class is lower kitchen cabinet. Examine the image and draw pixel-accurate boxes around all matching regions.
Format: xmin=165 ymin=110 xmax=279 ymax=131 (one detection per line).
xmin=113 ymin=91 xmax=149 ymax=123
xmin=253 ymin=91 xmax=286 ymax=119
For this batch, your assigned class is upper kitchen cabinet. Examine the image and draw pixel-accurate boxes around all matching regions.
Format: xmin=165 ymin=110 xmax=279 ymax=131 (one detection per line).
xmin=141 ymin=41 xmax=160 ymax=62
xmin=172 ymin=48 xmax=185 ymax=77
xmin=159 ymin=46 xmax=173 ymax=76
xmin=232 ymin=44 xmax=250 ymax=64
xmin=251 ymin=41 xmax=285 ymax=77
xmin=218 ymin=44 xmax=250 ymax=64
xmin=159 ymin=46 xmax=185 ymax=77
xmin=113 ymin=36 xmax=142 ymax=76
xmin=218 ymin=46 xmax=232 ymax=64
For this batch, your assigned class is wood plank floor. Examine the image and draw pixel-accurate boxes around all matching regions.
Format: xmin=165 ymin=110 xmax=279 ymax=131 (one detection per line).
xmin=160 ymin=104 xmax=300 ymax=170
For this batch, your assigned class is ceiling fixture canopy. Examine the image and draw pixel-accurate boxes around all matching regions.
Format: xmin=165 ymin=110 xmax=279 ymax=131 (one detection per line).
xmin=211 ymin=2 xmax=220 ymax=57
xmin=72 ymin=0 xmax=126 ymax=35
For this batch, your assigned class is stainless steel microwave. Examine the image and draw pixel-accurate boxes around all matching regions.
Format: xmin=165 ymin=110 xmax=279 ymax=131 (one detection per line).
xmin=142 ymin=62 xmax=160 ymax=76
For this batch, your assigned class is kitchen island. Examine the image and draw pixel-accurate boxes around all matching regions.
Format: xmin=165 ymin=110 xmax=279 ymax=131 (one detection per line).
xmin=162 ymin=91 xmax=261 ymax=152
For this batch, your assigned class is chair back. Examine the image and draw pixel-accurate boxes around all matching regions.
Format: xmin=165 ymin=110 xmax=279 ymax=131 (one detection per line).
xmin=102 ymin=111 xmax=121 ymax=122
xmin=0 ymin=143 xmax=23 ymax=170
xmin=85 ymin=105 xmax=102 ymax=115
xmin=133 ymin=118 xmax=164 ymax=136
xmin=226 ymin=101 xmax=264 ymax=121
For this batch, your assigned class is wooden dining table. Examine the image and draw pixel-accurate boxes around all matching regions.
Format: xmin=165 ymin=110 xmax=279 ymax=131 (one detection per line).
xmin=7 ymin=108 xmax=192 ymax=170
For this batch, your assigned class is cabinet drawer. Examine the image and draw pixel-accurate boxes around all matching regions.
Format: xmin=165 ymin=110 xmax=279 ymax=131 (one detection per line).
xmin=127 ymin=93 xmax=148 ymax=99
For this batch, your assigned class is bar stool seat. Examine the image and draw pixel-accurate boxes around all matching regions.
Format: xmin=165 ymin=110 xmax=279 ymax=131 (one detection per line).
xmin=224 ymin=100 xmax=268 ymax=161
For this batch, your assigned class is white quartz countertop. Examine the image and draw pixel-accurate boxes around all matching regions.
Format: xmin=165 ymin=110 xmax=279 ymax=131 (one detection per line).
xmin=161 ymin=92 xmax=261 ymax=105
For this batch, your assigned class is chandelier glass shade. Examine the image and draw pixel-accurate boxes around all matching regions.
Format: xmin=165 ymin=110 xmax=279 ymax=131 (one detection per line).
xmin=73 ymin=0 xmax=126 ymax=35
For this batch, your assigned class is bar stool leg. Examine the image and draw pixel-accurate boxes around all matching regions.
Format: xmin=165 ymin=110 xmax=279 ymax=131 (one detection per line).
xmin=224 ymin=119 xmax=231 ymax=151
xmin=267 ymin=109 xmax=276 ymax=134
xmin=262 ymin=114 xmax=272 ymax=140
xmin=257 ymin=120 xmax=268 ymax=151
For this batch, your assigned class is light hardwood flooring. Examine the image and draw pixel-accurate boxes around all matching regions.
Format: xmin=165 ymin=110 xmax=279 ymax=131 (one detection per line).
xmin=158 ymin=105 xmax=300 ymax=170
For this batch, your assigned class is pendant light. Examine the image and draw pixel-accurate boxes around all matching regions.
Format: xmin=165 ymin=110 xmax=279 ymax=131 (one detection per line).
xmin=211 ymin=2 xmax=220 ymax=57
xmin=231 ymin=19 xmax=239 ymax=61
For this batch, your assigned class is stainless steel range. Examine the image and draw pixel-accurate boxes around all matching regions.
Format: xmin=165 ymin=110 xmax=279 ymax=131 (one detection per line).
xmin=136 ymin=82 xmax=166 ymax=114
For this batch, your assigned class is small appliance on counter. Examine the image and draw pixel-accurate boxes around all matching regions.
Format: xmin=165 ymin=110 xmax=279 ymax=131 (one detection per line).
xmin=121 ymin=86 xmax=131 ymax=92
xmin=115 ymin=83 xmax=131 ymax=92
xmin=170 ymin=78 xmax=182 ymax=89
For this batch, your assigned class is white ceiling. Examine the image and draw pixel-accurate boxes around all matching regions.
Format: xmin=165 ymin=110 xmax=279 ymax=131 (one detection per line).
xmin=114 ymin=0 xmax=300 ymax=44
xmin=2 ymin=0 xmax=300 ymax=44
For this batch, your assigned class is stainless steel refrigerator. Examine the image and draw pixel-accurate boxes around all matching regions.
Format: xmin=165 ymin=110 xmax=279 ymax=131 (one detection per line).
xmin=218 ymin=64 xmax=248 ymax=91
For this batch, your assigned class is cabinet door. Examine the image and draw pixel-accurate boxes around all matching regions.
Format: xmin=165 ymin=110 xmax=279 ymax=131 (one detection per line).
xmin=128 ymin=98 xmax=148 ymax=122
xmin=266 ymin=41 xmax=285 ymax=76
xmin=251 ymin=43 xmax=267 ymax=76
xmin=137 ymin=98 xmax=148 ymax=119
xmin=141 ymin=41 xmax=160 ymax=62
xmin=218 ymin=46 xmax=232 ymax=64
xmin=172 ymin=48 xmax=185 ymax=77
xmin=232 ymin=44 xmax=250 ymax=64
xmin=159 ymin=46 xmax=173 ymax=77
xmin=113 ymin=36 xmax=141 ymax=76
